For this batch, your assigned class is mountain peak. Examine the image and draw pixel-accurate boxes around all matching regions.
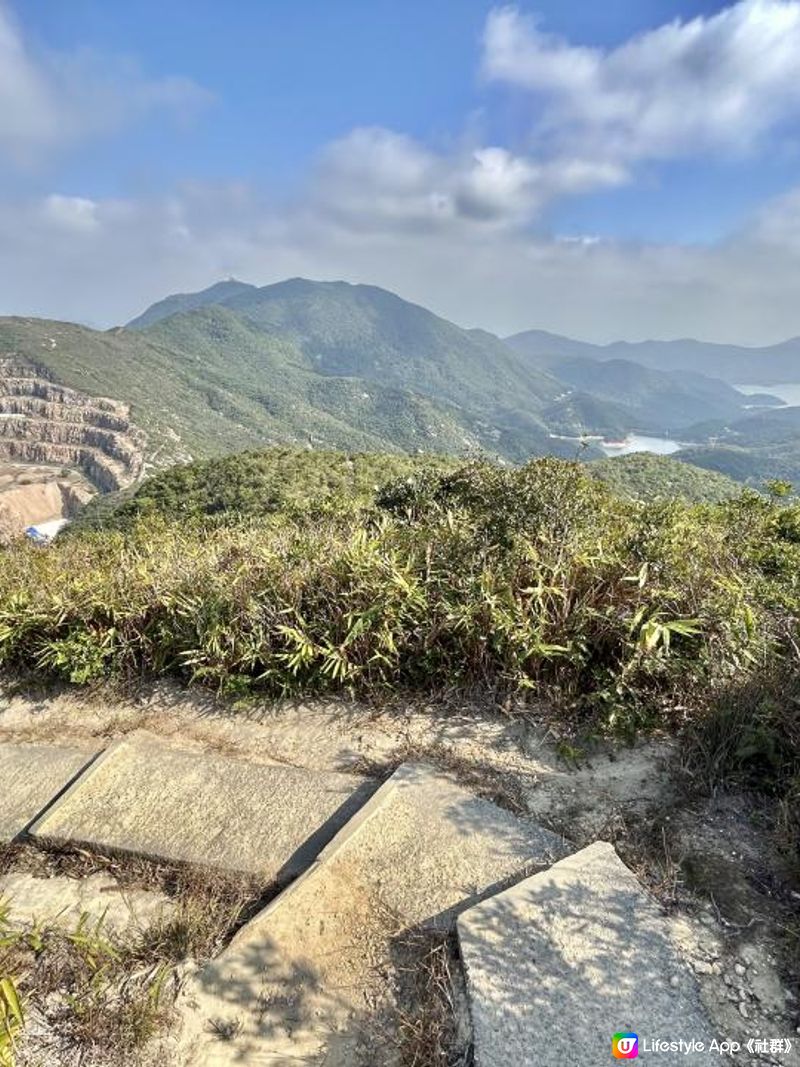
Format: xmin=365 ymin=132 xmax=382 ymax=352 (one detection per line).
xmin=126 ymin=278 xmax=258 ymax=330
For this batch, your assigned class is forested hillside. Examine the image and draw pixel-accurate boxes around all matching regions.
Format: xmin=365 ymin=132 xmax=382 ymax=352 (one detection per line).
xmin=69 ymin=446 xmax=747 ymax=537
xmin=2 ymin=278 xmax=795 ymax=505
xmin=0 ymin=282 xmax=592 ymax=471
xmin=587 ymin=453 xmax=741 ymax=502
xmin=0 ymin=312 xmax=506 ymax=464
xmin=506 ymin=327 xmax=800 ymax=384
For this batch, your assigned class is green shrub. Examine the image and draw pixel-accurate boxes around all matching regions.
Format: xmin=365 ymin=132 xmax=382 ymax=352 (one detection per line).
xmin=2 ymin=456 xmax=798 ymax=739
xmin=70 ymin=447 xmax=455 ymax=534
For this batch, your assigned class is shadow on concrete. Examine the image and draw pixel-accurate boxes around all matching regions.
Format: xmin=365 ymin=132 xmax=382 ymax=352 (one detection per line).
xmin=457 ymin=858 xmax=724 ymax=1066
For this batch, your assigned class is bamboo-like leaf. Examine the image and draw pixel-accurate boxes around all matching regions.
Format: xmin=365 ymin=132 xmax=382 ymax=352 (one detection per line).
xmin=0 ymin=979 xmax=22 ymax=1027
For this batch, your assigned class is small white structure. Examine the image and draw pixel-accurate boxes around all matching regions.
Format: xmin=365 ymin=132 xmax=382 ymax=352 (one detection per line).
xmin=25 ymin=518 xmax=69 ymax=543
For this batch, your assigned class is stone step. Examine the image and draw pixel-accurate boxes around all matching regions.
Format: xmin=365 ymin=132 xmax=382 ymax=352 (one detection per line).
xmin=0 ymin=871 xmax=174 ymax=937
xmin=30 ymin=732 xmax=372 ymax=880
xmin=457 ymin=841 xmax=719 ymax=1067
xmin=0 ymin=742 xmax=98 ymax=843
xmin=177 ymin=761 xmax=569 ymax=1067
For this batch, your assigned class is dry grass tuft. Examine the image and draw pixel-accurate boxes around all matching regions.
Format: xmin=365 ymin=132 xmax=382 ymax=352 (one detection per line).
xmin=608 ymin=812 xmax=685 ymax=909
xmin=391 ymin=928 xmax=472 ymax=1067
xmin=130 ymin=865 xmax=264 ymax=965
xmin=0 ymin=841 xmax=271 ymax=1065
xmin=0 ymin=903 xmax=173 ymax=1065
xmin=350 ymin=743 xmax=527 ymax=816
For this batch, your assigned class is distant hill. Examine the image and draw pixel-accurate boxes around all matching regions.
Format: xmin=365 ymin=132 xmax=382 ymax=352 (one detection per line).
xmin=126 ymin=279 xmax=258 ymax=329
xmin=4 ymin=277 xmax=798 ymax=504
xmin=517 ymin=352 xmax=761 ymax=432
xmin=684 ymin=404 xmax=800 ymax=448
xmin=674 ymin=443 xmax=800 ymax=488
xmin=126 ymin=277 xmax=642 ymax=461
xmin=130 ymin=277 xmax=565 ymax=421
xmin=0 ymin=309 xmax=533 ymax=467
xmin=138 ymin=305 xmax=509 ymax=458
xmin=543 ymin=391 xmax=633 ymax=440
xmin=0 ymin=282 xmax=600 ymax=479
xmin=133 ymin=291 xmax=599 ymax=463
xmin=674 ymin=405 xmax=800 ymax=489
xmin=506 ymin=328 xmax=800 ymax=386
xmin=588 ymin=452 xmax=741 ymax=503
xmin=128 ymin=277 xmax=762 ymax=443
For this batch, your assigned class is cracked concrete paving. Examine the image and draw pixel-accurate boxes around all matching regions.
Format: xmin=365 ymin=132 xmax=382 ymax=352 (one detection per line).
xmin=0 ymin=741 xmax=97 ymax=842
xmin=0 ymin=870 xmax=175 ymax=937
xmin=30 ymin=731 xmax=374 ymax=880
xmin=458 ymin=842 xmax=721 ymax=1067
xmin=176 ymin=762 xmax=570 ymax=1067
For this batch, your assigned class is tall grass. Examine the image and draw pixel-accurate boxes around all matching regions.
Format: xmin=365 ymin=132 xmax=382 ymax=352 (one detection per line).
xmin=1 ymin=459 xmax=797 ymax=735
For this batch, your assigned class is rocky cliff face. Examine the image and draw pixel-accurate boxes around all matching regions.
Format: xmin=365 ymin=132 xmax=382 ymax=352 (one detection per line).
xmin=0 ymin=395 xmax=134 ymax=433
xmin=0 ymin=478 xmax=88 ymax=527
xmin=0 ymin=366 xmax=127 ymax=413
xmin=0 ymin=461 xmax=94 ymax=541
xmin=0 ymin=441 xmax=133 ymax=494
xmin=0 ymin=358 xmax=146 ymax=493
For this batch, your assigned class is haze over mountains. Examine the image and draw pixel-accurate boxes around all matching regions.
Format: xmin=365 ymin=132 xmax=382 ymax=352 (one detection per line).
xmin=506 ymin=329 xmax=800 ymax=386
xmin=124 ymin=275 xmax=784 ymax=444
xmin=1 ymin=276 xmax=799 ymax=506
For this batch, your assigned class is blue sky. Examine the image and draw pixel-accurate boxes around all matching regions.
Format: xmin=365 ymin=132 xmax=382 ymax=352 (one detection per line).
xmin=16 ymin=0 xmax=764 ymax=240
xmin=3 ymin=0 xmax=800 ymax=341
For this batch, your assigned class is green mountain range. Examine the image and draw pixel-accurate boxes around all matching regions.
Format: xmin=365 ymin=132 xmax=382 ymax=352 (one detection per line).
xmin=1 ymin=277 xmax=794 ymax=493
xmin=128 ymin=278 xmax=766 ymax=443
xmin=0 ymin=296 xmax=568 ymax=466
xmin=3 ymin=280 xmax=587 ymax=471
xmin=505 ymin=325 xmax=800 ymax=488
xmin=506 ymin=327 xmax=800 ymax=386
xmin=137 ymin=278 xmax=561 ymax=408
xmin=518 ymin=352 xmax=770 ymax=434
xmin=672 ymin=404 xmax=800 ymax=486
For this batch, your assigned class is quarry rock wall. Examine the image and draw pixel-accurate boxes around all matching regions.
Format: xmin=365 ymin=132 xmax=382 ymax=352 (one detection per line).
xmin=0 ymin=359 xmax=146 ymax=493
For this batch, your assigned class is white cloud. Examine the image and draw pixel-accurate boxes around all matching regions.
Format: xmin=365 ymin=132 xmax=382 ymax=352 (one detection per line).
xmin=452 ymin=147 xmax=544 ymax=221
xmin=313 ymin=128 xmax=453 ymax=231
xmin=483 ymin=1 xmax=800 ymax=161
xmin=312 ymin=127 xmax=625 ymax=233
xmin=2 ymin=2 xmax=800 ymax=346
xmin=0 ymin=2 xmax=211 ymax=164
xmin=307 ymin=0 xmax=800 ymax=239
xmin=1 ymin=178 xmax=800 ymax=345
xmin=42 ymin=194 xmax=100 ymax=232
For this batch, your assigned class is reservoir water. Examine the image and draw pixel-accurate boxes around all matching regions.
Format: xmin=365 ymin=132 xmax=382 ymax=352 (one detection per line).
xmin=551 ymin=433 xmax=685 ymax=456
xmin=736 ymin=383 xmax=800 ymax=407
xmin=595 ymin=385 xmax=800 ymax=456
xmin=598 ymin=435 xmax=682 ymax=457
xmin=550 ymin=384 xmax=800 ymax=461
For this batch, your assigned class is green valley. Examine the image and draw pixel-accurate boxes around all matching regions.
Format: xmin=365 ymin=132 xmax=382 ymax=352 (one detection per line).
xmin=1 ymin=276 xmax=798 ymax=536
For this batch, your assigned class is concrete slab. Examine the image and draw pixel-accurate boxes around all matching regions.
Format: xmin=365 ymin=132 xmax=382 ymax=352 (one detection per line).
xmin=0 ymin=872 xmax=174 ymax=937
xmin=177 ymin=761 xmax=569 ymax=1067
xmin=0 ymin=742 xmax=97 ymax=842
xmin=457 ymin=841 xmax=719 ymax=1067
xmin=30 ymin=732 xmax=370 ymax=879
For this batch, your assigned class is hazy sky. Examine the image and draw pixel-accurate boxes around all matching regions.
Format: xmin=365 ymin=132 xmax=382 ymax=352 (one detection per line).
xmin=3 ymin=0 xmax=800 ymax=342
